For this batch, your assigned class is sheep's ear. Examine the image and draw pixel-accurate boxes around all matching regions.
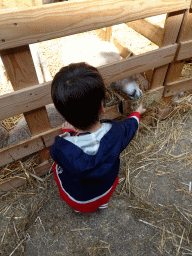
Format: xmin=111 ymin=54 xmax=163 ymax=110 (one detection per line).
xmin=127 ymin=52 xmax=134 ymax=58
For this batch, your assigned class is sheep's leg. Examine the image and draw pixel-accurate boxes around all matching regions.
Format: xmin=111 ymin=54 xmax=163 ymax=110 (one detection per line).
xmin=30 ymin=44 xmax=44 ymax=84
xmin=0 ymin=57 xmax=8 ymax=86
xmin=38 ymin=50 xmax=52 ymax=82
xmin=30 ymin=44 xmax=52 ymax=83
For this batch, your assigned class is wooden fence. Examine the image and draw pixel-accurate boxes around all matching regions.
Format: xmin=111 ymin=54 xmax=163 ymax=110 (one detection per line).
xmin=0 ymin=0 xmax=192 ymax=192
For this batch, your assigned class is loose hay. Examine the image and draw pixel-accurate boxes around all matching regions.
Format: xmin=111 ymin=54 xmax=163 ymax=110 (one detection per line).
xmin=0 ymin=94 xmax=192 ymax=255
xmin=0 ymin=154 xmax=40 ymax=183
xmin=130 ymin=92 xmax=164 ymax=112
xmin=118 ymin=93 xmax=192 ymax=255
xmin=0 ymin=114 xmax=24 ymax=132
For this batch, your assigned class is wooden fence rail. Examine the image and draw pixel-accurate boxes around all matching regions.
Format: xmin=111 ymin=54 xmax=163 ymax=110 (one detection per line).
xmin=0 ymin=44 xmax=177 ymax=121
xmin=0 ymin=0 xmax=190 ymax=50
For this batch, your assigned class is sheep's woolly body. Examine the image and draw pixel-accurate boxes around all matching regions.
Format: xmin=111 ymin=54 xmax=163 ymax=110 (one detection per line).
xmin=62 ymin=38 xmax=144 ymax=99
xmin=62 ymin=38 xmax=121 ymax=67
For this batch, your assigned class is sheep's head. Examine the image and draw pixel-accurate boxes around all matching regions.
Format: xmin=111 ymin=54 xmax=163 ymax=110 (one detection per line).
xmin=111 ymin=78 xmax=143 ymax=99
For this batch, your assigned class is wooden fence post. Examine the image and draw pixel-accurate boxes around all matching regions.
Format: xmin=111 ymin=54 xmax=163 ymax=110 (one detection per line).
xmin=150 ymin=10 xmax=185 ymax=91
xmin=96 ymin=26 xmax=112 ymax=42
xmin=164 ymin=10 xmax=192 ymax=87
xmin=0 ymin=45 xmax=52 ymax=162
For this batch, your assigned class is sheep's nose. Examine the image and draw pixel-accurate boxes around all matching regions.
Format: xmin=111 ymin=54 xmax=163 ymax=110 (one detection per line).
xmin=129 ymin=89 xmax=137 ymax=99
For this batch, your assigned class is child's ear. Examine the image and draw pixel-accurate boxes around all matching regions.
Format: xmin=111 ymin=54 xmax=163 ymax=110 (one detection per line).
xmin=101 ymin=100 xmax=106 ymax=114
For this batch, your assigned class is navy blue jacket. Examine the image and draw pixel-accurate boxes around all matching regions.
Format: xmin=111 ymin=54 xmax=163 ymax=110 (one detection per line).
xmin=50 ymin=117 xmax=139 ymax=202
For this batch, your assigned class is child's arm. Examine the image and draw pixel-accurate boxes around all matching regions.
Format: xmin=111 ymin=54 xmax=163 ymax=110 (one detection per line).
xmin=127 ymin=103 xmax=146 ymax=124
xmin=119 ymin=103 xmax=146 ymax=151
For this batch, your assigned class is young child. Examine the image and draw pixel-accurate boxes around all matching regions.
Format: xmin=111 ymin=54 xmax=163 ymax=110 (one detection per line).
xmin=50 ymin=62 xmax=146 ymax=213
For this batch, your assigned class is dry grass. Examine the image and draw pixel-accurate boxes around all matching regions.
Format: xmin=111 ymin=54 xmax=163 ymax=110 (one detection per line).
xmin=0 ymin=115 xmax=24 ymax=132
xmin=0 ymin=154 xmax=40 ymax=183
xmin=0 ymin=93 xmax=192 ymax=255
xmin=118 ymin=94 xmax=192 ymax=255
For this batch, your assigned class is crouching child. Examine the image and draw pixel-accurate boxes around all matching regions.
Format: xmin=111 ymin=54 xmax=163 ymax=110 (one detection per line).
xmin=50 ymin=62 xmax=146 ymax=213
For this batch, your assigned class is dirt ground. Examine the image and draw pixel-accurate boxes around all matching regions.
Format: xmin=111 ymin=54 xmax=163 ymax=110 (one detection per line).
xmin=0 ymin=102 xmax=192 ymax=256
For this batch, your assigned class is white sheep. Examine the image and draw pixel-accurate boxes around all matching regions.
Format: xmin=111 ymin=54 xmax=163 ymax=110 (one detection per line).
xmin=62 ymin=37 xmax=148 ymax=99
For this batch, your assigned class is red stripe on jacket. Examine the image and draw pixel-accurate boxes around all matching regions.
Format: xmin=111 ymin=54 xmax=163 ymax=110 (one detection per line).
xmin=128 ymin=111 xmax=140 ymax=121
xmin=52 ymin=162 xmax=119 ymax=213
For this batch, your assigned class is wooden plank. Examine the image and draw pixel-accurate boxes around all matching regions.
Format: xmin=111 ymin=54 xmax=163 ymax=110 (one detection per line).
xmin=177 ymin=9 xmax=192 ymax=42
xmin=145 ymin=86 xmax=164 ymax=99
xmin=145 ymin=69 xmax=154 ymax=84
xmin=102 ymin=104 xmax=121 ymax=120
xmin=0 ymin=82 xmax=51 ymax=121
xmin=95 ymin=28 xmax=106 ymax=41
xmin=0 ymin=160 xmax=52 ymax=195
xmin=105 ymin=27 xmax=112 ymax=42
xmin=164 ymin=61 xmax=185 ymax=83
xmin=112 ymin=37 xmax=132 ymax=58
xmin=0 ymin=44 xmax=177 ymax=121
xmin=99 ymin=44 xmax=177 ymax=85
xmin=0 ymin=46 xmax=51 ymax=135
xmin=0 ymin=126 xmax=62 ymax=167
xmin=0 ymin=137 xmax=44 ymax=167
xmin=150 ymin=11 xmax=185 ymax=89
xmin=164 ymin=10 xmax=192 ymax=92
xmin=0 ymin=0 xmax=190 ymax=50
xmin=0 ymin=175 xmax=27 ymax=195
xmin=164 ymin=77 xmax=192 ymax=97
xmin=176 ymin=40 xmax=192 ymax=61
xmin=126 ymin=19 xmax=164 ymax=47
xmin=95 ymin=27 xmax=112 ymax=42
xmin=0 ymin=46 xmax=41 ymax=90
xmin=0 ymin=45 xmax=51 ymax=163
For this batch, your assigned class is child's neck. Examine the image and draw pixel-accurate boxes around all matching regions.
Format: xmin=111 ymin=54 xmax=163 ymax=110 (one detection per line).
xmin=78 ymin=121 xmax=102 ymax=134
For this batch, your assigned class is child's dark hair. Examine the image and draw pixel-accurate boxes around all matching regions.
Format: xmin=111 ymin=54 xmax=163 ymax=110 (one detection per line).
xmin=51 ymin=62 xmax=106 ymax=130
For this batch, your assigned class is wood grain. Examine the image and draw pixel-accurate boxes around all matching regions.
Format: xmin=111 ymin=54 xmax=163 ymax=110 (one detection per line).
xmin=164 ymin=78 xmax=192 ymax=97
xmin=177 ymin=9 xmax=192 ymax=42
xmin=164 ymin=10 xmax=192 ymax=92
xmin=0 ymin=82 xmax=51 ymax=120
xmin=0 ymin=45 xmax=52 ymax=162
xmin=0 ymin=0 xmax=190 ymax=50
xmin=99 ymin=44 xmax=177 ymax=85
xmin=127 ymin=19 xmax=164 ymax=47
xmin=112 ymin=37 xmax=132 ymax=58
xmin=176 ymin=40 xmax=192 ymax=61
xmin=150 ymin=11 xmax=185 ymax=89
xmin=0 ymin=44 xmax=177 ymax=121
xmin=0 ymin=136 xmax=44 ymax=167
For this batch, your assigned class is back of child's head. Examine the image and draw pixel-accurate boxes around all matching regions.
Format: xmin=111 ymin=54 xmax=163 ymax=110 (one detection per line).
xmin=51 ymin=62 xmax=106 ymax=130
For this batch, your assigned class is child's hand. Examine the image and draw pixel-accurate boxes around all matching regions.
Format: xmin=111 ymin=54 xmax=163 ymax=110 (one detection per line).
xmin=135 ymin=103 xmax=146 ymax=115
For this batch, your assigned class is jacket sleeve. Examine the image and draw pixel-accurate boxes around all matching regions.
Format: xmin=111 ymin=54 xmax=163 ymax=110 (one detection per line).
xmin=118 ymin=112 xmax=140 ymax=152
